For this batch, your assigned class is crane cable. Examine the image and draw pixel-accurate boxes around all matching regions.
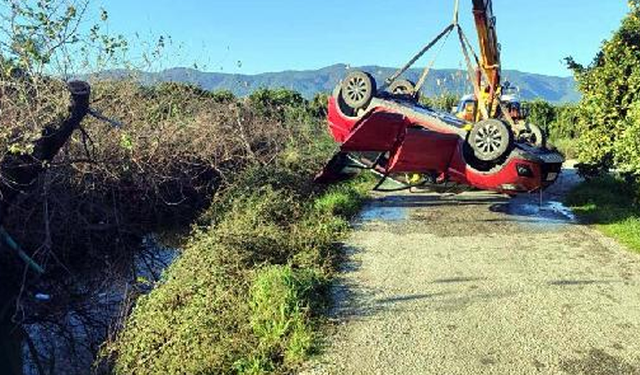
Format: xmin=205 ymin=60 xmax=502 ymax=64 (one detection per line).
xmin=385 ymin=0 xmax=518 ymax=128
xmin=414 ymin=28 xmax=453 ymax=93
xmin=457 ymin=25 xmax=490 ymax=120
xmin=458 ymin=25 xmax=518 ymax=127
xmin=448 ymin=0 xmax=488 ymax=120
xmin=413 ymin=0 xmax=462 ymax=93
xmin=383 ymin=23 xmax=455 ymax=90
xmin=385 ymin=0 xmax=463 ymax=92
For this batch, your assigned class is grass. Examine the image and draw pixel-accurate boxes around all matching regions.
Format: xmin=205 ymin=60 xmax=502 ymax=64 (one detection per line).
xmin=566 ymin=175 xmax=640 ymax=253
xmin=104 ymin=158 xmax=374 ymax=374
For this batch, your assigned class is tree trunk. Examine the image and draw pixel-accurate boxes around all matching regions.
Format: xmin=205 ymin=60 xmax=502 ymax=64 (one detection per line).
xmin=0 ymin=81 xmax=91 ymax=223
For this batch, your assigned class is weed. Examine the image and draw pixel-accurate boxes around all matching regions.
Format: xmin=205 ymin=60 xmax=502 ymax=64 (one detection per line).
xmin=566 ymin=176 xmax=640 ymax=253
xmin=105 ymin=142 xmax=373 ymax=374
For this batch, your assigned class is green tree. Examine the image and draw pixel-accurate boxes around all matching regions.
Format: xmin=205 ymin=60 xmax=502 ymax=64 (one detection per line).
xmin=420 ymin=93 xmax=460 ymax=112
xmin=523 ymin=99 xmax=556 ymax=133
xmin=0 ymin=0 xmax=128 ymax=77
xmin=567 ymin=0 xmax=640 ymax=175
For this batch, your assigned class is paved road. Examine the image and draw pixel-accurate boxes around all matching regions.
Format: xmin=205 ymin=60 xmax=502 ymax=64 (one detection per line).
xmin=304 ymin=169 xmax=640 ymax=375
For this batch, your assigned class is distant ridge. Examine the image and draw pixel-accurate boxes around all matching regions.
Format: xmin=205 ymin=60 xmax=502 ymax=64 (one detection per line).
xmin=97 ymin=64 xmax=579 ymax=103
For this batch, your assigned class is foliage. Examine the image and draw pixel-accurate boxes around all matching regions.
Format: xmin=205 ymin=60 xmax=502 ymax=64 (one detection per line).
xmin=516 ymin=99 xmax=580 ymax=157
xmin=566 ymin=2 xmax=640 ymax=176
xmin=549 ymin=104 xmax=580 ymax=141
xmin=308 ymin=92 xmax=329 ymax=119
xmin=524 ymin=99 xmax=556 ymax=130
xmin=1 ymin=1 xmax=365 ymax=374
xmin=566 ymin=175 xmax=640 ymax=253
xmin=105 ymin=161 xmax=372 ymax=374
xmin=241 ymin=265 xmax=320 ymax=372
xmin=248 ymin=87 xmax=306 ymax=117
xmin=0 ymin=0 xmax=128 ymax=76
xmin=419 ymin=92 xmax=460 ymax=112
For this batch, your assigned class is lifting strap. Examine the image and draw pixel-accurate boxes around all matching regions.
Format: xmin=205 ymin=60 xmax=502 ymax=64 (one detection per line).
xmin=384 ymin=23 xmax=455 ymax=89
xmin=456 ymin=25 xmax=517 ymax=127
xmin=384 ymin=0 xmax=517 ymax=127
xmin=415 ymin=0 xmax=460 ymax=93
xmin=457 ymin=25 xmax=490 ymax=120
xmin=414 ymin=28 xmax=453 ymax=94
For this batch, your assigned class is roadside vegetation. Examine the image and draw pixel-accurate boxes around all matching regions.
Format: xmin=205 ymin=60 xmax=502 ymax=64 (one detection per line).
xmin=561 ymin=1 xmax=640 ymax=251
xmin=4 ymin=0 xmax=640 ymax=373
xmin=522 ymin=99 xmax=580 ymax=158
xmin=105 ymin=163 xmax=371 ymax=374
xmin=100 ymin=88 xmax=373 ymax=374
xmin=565 ymin=176 xmax=640 ymax=253
xmin=1 ymin=1 xmax=371 ymax=373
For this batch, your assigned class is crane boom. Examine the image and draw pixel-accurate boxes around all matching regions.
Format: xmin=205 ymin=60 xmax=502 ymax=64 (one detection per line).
xmin=471 ymin=0 xmax=501 ymax=108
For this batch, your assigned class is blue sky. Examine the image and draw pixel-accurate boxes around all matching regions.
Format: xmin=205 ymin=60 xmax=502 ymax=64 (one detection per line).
xmin=93 ymin=0 xmax=629 ymax=77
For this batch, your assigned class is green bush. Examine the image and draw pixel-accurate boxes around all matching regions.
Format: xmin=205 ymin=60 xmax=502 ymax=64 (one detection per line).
xmin=420 ymin=93 xmax=460 ymax=112
xmin=248 ymin=88 xmax=308 ymax=119
xmin=567 ymin=1 xmax=640 ymax=176
xmin=524 ymin=99 xmax=556 ymax=132
xmin=519 ymin=99 xmax=580 ymax=158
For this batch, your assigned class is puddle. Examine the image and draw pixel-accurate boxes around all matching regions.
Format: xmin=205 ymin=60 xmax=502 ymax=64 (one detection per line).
xmin=359 ymin=198 xmax=408 ymax=222
xmin=505 ymin=198 xmax=577 ymax=227
xmin=546 ymin=201 xmax=577 ymax=221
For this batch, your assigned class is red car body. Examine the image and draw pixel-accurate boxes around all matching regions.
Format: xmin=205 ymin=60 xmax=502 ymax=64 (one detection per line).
xmin=320 ymin=93 xmax=564 ymax=194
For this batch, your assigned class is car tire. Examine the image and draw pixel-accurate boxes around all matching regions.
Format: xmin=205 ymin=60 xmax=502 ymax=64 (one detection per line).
xmin=387 ymin=79 xmax=418 ymax=101
xmin=469 ymin=119 xmax=513 ymax=162
xmin=340 ymin=71 xmax=377 ymax=110
xmin=516 ymin=123 xmax=546 ymax=148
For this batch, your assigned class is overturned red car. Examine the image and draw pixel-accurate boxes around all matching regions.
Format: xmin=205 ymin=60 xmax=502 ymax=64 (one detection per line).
xmin=315 ymin=71 xmax=564 ymax=195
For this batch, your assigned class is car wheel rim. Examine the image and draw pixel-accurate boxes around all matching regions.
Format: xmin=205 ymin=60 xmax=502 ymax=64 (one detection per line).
xmin=475 ymin=124 xmax=503 ymax=155
xmin=345 ymin=76 xmax=368 ymax=103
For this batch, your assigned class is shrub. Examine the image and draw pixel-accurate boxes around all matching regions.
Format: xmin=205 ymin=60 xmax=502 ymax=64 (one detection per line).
xmin=566 ymin=1 xmax=640 ymax=176
xmin=420 ymin=93 xmax=460 ymax=112
xmin=105 ymin=171 xmax=372 ymax=374
xmin=524 ymin=99 xmax=556 ymax=132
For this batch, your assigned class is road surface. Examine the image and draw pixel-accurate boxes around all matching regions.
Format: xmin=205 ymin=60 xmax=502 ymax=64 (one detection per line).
xmin=304 ymin=167 xmax=640 ymax=375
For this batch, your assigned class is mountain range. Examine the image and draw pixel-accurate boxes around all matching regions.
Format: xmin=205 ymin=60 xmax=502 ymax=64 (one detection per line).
xmin=100 ymin=64 xmax=579 ymax=103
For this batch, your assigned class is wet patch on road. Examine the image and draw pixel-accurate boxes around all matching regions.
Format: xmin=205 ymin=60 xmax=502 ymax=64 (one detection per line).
xmin=358 ymin=196 xmax=409 ymax=222
xmin=356 ymin=190 xmax=580 ymax=237
xmin=489 ymin=195 xmax=577 ymax=231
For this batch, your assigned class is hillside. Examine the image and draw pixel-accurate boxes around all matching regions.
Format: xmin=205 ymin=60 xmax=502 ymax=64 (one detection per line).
xmin=101 ymin=64 xmax=579 ymax=103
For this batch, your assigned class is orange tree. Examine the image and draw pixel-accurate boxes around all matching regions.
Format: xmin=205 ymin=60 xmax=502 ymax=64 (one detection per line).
xmin=566 ymin=0 xmax=640 ymax=178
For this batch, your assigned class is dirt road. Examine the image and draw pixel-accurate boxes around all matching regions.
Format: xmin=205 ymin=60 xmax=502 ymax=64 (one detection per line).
xmin=305 ymin=168 xmax=640 ymax=375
